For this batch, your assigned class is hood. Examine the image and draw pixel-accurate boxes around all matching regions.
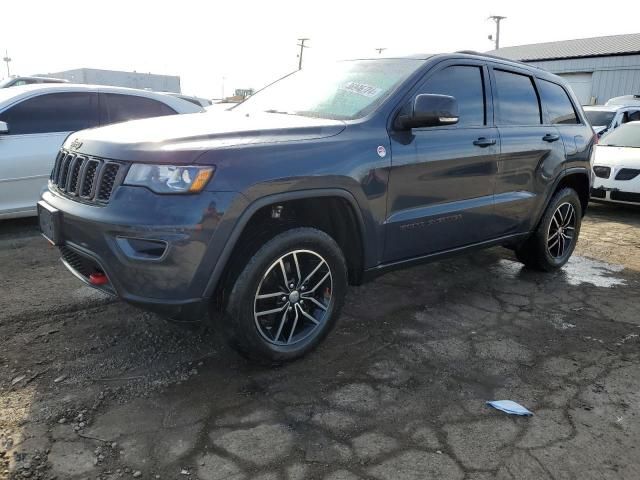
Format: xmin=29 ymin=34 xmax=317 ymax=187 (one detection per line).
xmin=64 ymin=110 xmax=346 ymax=164
xmin=593 ymin=145 xmax=640 ymax=167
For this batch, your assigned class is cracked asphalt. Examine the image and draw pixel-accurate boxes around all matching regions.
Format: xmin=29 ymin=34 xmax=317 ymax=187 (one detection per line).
xmin=1 ymin=202 xmax=639 ymax=480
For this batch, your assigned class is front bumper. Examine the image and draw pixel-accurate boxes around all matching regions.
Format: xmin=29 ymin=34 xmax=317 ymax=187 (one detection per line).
xmin=40 ymin=185 xmax=241 ymax=320
xmin=592 ymin=165 xmax=640 ymax=205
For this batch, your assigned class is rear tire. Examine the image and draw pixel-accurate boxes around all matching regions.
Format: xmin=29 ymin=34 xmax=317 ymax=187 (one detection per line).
xmin=515 ymin=187 xmax=582 ymax=271
xmin=223 ymin=227 xmax=347 ymax=364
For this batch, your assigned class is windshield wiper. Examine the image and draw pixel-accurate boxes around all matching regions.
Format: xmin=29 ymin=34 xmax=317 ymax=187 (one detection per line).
xmin=264 ymin=109 xmax=297 ymax=115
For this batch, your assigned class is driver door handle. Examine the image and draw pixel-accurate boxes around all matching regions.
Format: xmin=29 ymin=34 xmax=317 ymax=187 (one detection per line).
xmin=473 ymin=137 xmax=497 ymax=147
xmin=543 ymin=133 xmax=560 ymax=142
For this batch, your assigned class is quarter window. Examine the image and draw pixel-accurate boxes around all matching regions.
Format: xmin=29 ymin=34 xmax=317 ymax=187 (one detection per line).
xmin=494 ymin=69 xmax=541 ymax=126
xmin=538 ymin=80 xmax=579 ymax=124
xmin=0 ymin=92 xmax=96 ymax=134
xmin=102 ymin=94 xmax=176 ymax=124
xmin=418 ymin=65 xmax=485 ymax=126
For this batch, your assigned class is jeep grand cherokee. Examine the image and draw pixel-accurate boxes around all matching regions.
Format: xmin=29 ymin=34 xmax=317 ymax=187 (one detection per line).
xmin=38 ymin=53 xmax=595 ymax=362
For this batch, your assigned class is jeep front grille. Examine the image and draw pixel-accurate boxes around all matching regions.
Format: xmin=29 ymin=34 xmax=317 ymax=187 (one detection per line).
xmin=50 ymin=150 xmax=125 ymax=203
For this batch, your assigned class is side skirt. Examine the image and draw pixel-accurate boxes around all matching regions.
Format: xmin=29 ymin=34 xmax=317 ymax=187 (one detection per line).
xmin=362 ymin=232 xmax=530 ymax=283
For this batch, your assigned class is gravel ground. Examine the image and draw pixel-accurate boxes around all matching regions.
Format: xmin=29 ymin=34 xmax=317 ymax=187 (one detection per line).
xmin=0 ymin=202 xmax=639 ymax=480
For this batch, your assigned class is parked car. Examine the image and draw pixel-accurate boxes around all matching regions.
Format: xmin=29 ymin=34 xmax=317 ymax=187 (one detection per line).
xmin=605 ymin=94 xmax=640 ymax=107
xmin=38 ymin=53 xmax=594 ymax=362
xmin=0 ymin=84 xmax=203 ymax=219
xmin=0 ymin=76 xmax=69 ymax=88
xmin=583 ymin=105 xmax=640 ymax=137
xmin=591 ymin=121 xmax=640 ymax=205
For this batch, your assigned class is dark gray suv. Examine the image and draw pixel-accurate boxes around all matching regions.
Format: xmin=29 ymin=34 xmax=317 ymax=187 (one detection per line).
xmin=38 ymin=53 xmax=595 ymax=362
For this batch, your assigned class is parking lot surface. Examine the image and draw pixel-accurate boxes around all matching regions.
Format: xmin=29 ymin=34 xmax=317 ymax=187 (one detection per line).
xmin=1 ymin=203 xmax=639 ymax=480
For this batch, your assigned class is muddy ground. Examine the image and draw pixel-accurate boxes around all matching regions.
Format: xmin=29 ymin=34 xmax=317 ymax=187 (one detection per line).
xmin=0 ymin=203 xmax=639 ymax=480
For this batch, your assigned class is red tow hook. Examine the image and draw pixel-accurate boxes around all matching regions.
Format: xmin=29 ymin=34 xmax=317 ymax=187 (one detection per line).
xmin=89 ymin=272 xmax=109 ymax=286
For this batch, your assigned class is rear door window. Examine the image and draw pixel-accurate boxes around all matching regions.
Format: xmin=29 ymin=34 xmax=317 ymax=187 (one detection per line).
xmin=418 ymin=65 xmax=486 ymax=126
xmin=493 ymin=69 xmax=541 ymax=126
xmin=101 ymin=94 xmax=176 ymax=124
xmin=538 ymin=80 xmax=579 ymax=124
xmin=0 ymin=92 xmax=97 ymax=134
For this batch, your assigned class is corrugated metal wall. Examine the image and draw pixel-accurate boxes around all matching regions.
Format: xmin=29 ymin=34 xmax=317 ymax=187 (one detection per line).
xmin=50 ymin=68 xmax=181 ymax=93
xmin=528 ymin=54 xmax=640 ymax=104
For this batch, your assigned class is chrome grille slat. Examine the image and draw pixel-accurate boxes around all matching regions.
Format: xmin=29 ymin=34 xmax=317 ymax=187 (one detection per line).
xmin=80 ymin=160 xmax=100 ymax=198
xmin=49 ymin=149 xmax=123 ymax=203
xmin=58 ymin=155 xmax=74 ymax=190
xmin=68 ymin=157 xmax=85 ymax=195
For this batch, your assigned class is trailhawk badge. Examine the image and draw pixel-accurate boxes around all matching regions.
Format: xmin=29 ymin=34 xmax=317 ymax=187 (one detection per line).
xmin=377 ymin=145 xmax=387 ymax=158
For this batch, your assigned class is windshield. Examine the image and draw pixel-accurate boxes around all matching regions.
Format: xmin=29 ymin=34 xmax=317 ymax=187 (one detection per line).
xmin=234 ymin=59 xmax=424 ymax=120
xmin=584 ymin=110 xmax=615 ymax=127
xmin=599 ymin=123 xmax=640 ymax=148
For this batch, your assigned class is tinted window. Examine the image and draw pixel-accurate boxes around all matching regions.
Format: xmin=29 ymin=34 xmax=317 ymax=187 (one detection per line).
xmin=494 ymin=69 xmax=541 ymax=125
xmin=419 ymin=65 xmax=485 ymax=126
xmin=538 ymin=80 xmax=579 ymax=124
xmin=622 ymin=110 xmax=640 ymax=123
xmin=102 ymin=94 xmax=176 ymax=124
xmin=584 ymin=110 xmax=615 ymax=127
xmin=0 ymin=92 xmax=96 ymax=134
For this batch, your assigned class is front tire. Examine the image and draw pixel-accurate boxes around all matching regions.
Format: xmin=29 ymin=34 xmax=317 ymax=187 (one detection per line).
xmin=224 ymin=228 xmax=348 ymax=363
xmin=515 ymin=187 xmax=582 ymax=271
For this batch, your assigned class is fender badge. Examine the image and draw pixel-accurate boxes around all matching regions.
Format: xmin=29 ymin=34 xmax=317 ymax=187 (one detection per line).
xmin=70 ymin=139 xmax=83 ymax=150
xmin=377 ymin=145 xmax=387 ymax=158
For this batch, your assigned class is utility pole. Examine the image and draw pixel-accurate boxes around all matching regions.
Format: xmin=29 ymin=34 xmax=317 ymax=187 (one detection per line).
xmin=2 ymin=50 xmax=11 ymax=77
xmin=375 ymin=48 xmax=386 ymax=55
xmin=488 ymin=15 xmax=507 ymax=50
xmin=297 ymin=38 xmax=310 ymax=70
xmin=221 ymin=76 xmax=226 ymax=100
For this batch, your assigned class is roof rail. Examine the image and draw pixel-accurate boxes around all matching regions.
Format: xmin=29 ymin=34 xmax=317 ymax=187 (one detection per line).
xmin=454 ymin=50 xmax=544 ymax=70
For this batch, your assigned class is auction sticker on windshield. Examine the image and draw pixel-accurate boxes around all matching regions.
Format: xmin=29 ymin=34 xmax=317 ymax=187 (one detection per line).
xmin=340 ymin=82 xmax=382 ymax=98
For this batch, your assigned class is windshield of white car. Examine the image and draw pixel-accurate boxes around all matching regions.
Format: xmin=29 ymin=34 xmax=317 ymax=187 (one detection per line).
xmin=599 ymin=123 xmax=640 ymax=148
xmin=584 ymin=110 xmax=615 ymax=127
xmin=233 ymin=59 xmax=425 ymax=120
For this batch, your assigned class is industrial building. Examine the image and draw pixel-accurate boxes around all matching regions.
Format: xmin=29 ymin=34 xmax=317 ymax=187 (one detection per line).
xmin=489 ymin=33 xmax=640 ymax=105
xmin=45 ymin=68 xmax=181 ymax=93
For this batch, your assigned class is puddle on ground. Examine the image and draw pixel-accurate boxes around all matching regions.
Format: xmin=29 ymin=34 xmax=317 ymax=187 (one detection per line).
xmin=492 ymin=256 xmax=626 ymax=288
xmin=561 ymin=256 xmax=626 ymax=288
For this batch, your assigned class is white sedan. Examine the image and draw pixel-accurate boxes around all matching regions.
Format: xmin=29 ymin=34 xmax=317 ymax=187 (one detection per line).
xmin=0 ymin=84 xmax=203 ymax=219
xmin=591 ymin=121 xmax=640 ymax=206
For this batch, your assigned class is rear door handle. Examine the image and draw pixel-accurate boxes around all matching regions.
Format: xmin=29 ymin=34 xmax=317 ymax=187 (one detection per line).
xmin=473 ymin=137 xmax=497 ymax=147
xmin=542 ymin=133 xmax=560 ymax=142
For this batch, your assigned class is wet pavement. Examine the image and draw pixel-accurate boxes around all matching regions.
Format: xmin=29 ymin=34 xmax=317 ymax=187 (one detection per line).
xmin=0 ymin=203 xmax=639 ymax=480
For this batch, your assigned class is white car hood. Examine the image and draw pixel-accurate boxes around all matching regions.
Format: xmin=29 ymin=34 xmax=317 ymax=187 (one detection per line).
xmin=593 ymin=145 xmax=640 ymax=167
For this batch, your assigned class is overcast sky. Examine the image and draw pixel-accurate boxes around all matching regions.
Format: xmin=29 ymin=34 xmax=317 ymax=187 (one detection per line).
xmin=1 ymin=0 xmax=638 ymax=98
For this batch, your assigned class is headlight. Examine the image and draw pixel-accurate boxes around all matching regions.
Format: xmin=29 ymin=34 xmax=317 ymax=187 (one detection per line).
xmin=124 ymin=164 xmax=214 ymax=194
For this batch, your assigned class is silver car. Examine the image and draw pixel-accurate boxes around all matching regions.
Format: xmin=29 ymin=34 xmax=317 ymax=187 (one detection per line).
xmin=0 ymin=84 xmax=203 ymax=219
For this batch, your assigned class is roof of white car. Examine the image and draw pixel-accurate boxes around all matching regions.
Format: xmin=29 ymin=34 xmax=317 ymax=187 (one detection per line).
xmin=0 ymin=83 xmax=203 ymax=113
xmin=584 ymin=104 xmax=640 ymax=112
xmin=583 ymin=105 xmax=619 ymax=112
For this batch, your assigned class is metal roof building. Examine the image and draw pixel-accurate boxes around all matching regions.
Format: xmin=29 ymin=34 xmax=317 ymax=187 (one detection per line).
xmin=488 ymin=33 xmax=640 ymax=105
xmin=45 ymin=68 xmax=181 ymax=93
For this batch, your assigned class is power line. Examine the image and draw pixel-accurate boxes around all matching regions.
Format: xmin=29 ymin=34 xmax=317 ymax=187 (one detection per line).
xmin=488 ymin=15 xmax=507 ymax=50
xmin=297 ymin=38 xmax=310 ymax=70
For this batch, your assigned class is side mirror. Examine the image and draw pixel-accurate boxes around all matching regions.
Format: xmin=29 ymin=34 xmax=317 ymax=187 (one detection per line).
xmin=0 ymin=121 xmax=8 ymax=134
xmin=397 ymin=94 xmax=459 ymax=129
